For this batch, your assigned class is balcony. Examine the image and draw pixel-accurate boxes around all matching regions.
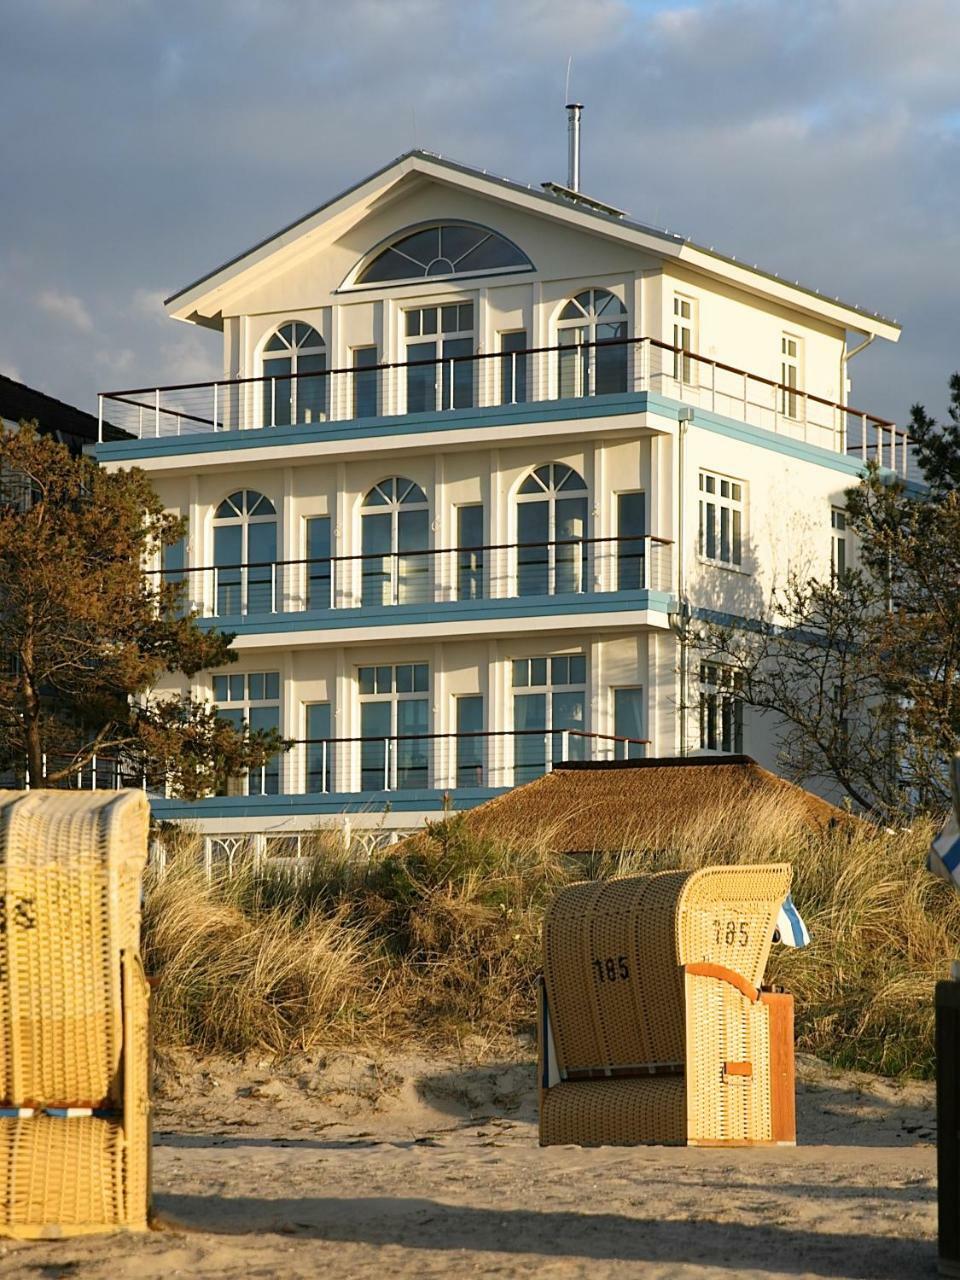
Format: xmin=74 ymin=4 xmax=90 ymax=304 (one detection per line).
xmin=154 ymin=534 xmax=674 ymax=632
xmin=99 ymin=336 xmax=909 ymax=476
xmin=13 ymin=729 xmax=648 ymax=804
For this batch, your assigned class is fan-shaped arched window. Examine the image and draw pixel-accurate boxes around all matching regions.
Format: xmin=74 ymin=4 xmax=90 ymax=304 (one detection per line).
xmin=361 ymin=477 xmax=430 ymax=606
xmin=356 ymin=223 xmax=532 ymax=285
xmin=516 ymin=464 xmax=588 ymax=596
xmin=557 ymin=288 xmax=628 ymax=398
xmin=262 ymin=322 xmax=326 ymax=426
xmin=213 ymin=489 xmax=277 ymax=615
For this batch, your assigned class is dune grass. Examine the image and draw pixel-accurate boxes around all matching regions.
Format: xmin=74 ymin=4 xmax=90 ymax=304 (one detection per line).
xmin=143 ymin=794 xmax=960 ymax=1076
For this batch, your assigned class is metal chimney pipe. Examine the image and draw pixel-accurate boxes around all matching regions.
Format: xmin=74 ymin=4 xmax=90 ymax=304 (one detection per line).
xmin=566 ymin=102 xmax=583 ymax=192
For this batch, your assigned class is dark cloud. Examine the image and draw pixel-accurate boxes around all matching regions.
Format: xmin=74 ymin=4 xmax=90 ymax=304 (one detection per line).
xmin=1 ymin=0 xmax=958 ymax=427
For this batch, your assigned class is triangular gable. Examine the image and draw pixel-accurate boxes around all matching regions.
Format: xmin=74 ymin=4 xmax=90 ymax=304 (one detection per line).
xmin=165 ymin=149 xmax=899 ymax=342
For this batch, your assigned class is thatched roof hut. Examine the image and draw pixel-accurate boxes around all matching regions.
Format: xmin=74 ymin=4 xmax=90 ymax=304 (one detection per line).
xmin=441 ymin=755 xmax=853 ymax=856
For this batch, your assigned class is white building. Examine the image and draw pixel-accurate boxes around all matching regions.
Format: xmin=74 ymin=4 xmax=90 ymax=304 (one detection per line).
xmin=96 ymin=141 xmax=904 ymax=853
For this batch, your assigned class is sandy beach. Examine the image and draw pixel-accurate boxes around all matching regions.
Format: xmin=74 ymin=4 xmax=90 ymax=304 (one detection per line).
xmin=0 ymin=1047 xmax=938 ymax=1279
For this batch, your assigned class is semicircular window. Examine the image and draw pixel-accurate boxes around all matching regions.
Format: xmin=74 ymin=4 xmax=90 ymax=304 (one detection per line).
xmin=356 ymin=224 xmax=532 ymax=285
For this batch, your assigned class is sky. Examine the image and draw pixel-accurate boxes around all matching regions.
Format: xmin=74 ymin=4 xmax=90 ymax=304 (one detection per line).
xmin=1 ymin=0 xmax=958 ymax=430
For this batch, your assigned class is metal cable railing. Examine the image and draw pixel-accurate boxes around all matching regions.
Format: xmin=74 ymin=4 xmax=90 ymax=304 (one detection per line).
xmin=149 ymin=533 xmax=673 ymax=618
xmin=3 ymin=728 xmax=649 ymax=798
xmin=99 ymin=335 xmax=909 ymax=475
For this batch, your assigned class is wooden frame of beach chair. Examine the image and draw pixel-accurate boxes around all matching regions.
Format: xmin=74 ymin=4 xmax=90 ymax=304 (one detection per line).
xmin=538 ymin=863 xmax=796 ymax=1147
xmin=0 ymin=790 xmax=151 ymax=1236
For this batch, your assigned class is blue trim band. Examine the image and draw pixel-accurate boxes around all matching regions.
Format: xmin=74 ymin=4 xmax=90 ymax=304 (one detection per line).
xmin=96 ymin=389 xmax=883 ymax=480
xmin=150 ymin=786 xmax=507 ymax=822
xmin=200 ymin=589 xmax=677 ymax=637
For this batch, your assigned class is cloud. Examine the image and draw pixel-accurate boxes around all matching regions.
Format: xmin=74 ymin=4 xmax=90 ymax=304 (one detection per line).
xmin=35 ymin=289 xmax=93 ymax=333
xmin=0 ymin=0 xmax=958 ymax=425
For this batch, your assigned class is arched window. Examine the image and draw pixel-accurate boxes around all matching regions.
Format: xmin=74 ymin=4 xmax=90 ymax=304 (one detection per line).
xmin=262 ymin=322 xmax=326 ymax=426
xmin=557 ymin=288 xmax=628 ymax=398
xmin=213 ymin=489 xmax=277 ymax=615
xmin=516 ymin=464 xmax=588 ymax=596
xmin=360 ymin=477 xmax=430 ymax=606
xmin=355 ymin=223 xmax=532 ymax=285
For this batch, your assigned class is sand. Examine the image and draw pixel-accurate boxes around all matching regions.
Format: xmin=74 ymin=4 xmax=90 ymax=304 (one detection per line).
xmin=0 ymin=1046 xmax=938 ymax=1279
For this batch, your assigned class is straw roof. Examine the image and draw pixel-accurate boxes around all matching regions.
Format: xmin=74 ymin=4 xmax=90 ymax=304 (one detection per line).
xmin=449 ymin=755 xmax=853 ymax=855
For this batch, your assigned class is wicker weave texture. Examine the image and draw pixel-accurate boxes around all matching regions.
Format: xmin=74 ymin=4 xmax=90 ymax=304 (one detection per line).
xmin=676 ymin=864 xmax=791 ymax=989
xmin=542 ymin=870 xmax=690 ymax=1074
xmin=540 ymin=862 xmax=793 ymax=1148
xmin=0 ymin=791 xmax=150 ymax=1236
xmin=540 ymin=1078 xmax=686 ymax=1146
xmin=684 ymin=969 xmax=772 ymax=1143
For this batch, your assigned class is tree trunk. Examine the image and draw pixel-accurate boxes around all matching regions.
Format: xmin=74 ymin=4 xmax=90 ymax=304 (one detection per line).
xmin=20 ymin=631 xmax=45 ymax=788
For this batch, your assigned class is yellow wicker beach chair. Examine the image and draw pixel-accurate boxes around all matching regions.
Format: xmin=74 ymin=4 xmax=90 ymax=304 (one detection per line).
xmin=539 ymin=863 xmax=796 ymax=1147
xmin=0 ymin=790 xmax=151 ymax=1236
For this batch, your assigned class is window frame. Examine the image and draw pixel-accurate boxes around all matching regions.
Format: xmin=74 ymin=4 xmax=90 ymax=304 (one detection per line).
xmin=780 ymin=332 xmax=803 ymax=420
xmin=673 ymin=293 xmax=697 ymax=383
xmin=260 ymin=320 xmax=327 ymax=427
xmin=699 ymin=661 xmax=744 ymax=755
xmin=831 ymin=506 xmax=848 ymax=582
xmin=698 ymin=470 xmax=745 ymax=570
xmin=211 ymin=669 xmax=282 ymax=796
xmin=357 ymin=662 xmax=431 ymax=790
xmin=350 ymin=222 xmax=534 ymax=290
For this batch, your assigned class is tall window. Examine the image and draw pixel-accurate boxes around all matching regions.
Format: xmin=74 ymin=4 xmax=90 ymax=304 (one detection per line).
xmin=831 ymin=507 xmax=848 ymax=581
xmin=361 ymin=477 xmax=430 ymax=606
xmin=699 ymin=662 xmax=743 ymax=754
xmin=358 ymin=662 xmax=429 ymax=790
xmin=405 ymin=303 xmax=474 ymax=412
xmin=456 ymin=695 xmax=484 ymax=787
xmin=262 ymin=322 xmax=326 ymax=426
xmin=457 ymin=504 xmax=484 ymax=601
xmin=616 ymin=491 xmax=646 ymax=590
xmin=673 ymin=295 xmax=696 ymax=382
xmin=500 ymin=330 xmax=528 ymax=404
xmin=512 ymin=654 xmax=586 ymax=784
xmin=305 ymin=701 xmax=333 ymax=793
xmin=161 ymin=533 xmax=187 ymax=617
xmin=213 ymin=489 xmax=277 ymax=615
xmin=780 ymin=334 xmax=801 ymax=419
xmin=557 ymin=289 xmax=628 ymax=397
xmin=698 ymin=471 xmax=743 ymax=568
xmin=352 ymin=346 xmax=379 ymax=419
xmin=356 ymin=223 xmax=532 ymax=285
xmin=213 ymin=671 xmax=281 ymax=795
xmin=517 ymin=464 xmax=588 ymax=596
xmin=305 ymin=515 xmax=332 ymax=609
xmin=613 ymin=687 xmax=645 ymax=759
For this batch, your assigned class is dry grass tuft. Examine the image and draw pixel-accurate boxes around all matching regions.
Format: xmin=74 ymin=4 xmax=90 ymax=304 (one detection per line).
xmin=144 ymin=795 xmax=960 ymax=1076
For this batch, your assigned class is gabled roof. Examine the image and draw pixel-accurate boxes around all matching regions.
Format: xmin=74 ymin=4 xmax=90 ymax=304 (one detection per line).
xmin=165 ymin=149 xmax=900 ymax=342
xmin=0 ymin=373 xmax=128 ymax=449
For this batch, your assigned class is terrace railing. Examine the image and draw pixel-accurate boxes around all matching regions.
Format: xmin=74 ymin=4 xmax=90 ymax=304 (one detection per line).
xmin=5 ymin=729 xmax=648 ymax=798
xmin=152 ymin=533 xmax=673 ymax=619
xmin=100 ymin=335 xmax=909 ymax=476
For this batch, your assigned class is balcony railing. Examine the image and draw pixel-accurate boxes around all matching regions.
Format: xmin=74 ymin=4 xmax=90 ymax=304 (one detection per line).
xmin=152 ymin=534 xmax=673 ymax=619
xmin=99 ymin=335 xmax=909 ymax=476
xmin=5 ymin=729 xmax=648 ymax=798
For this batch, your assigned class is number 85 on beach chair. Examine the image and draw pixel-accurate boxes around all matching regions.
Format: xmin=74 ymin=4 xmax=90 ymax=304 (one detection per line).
xmin=538 ymin=864 xmax=797 ymax=1147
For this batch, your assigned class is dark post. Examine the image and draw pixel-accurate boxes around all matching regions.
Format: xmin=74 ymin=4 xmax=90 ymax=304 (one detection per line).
xmin=937 ymin=976 xmax=960 ymax=1276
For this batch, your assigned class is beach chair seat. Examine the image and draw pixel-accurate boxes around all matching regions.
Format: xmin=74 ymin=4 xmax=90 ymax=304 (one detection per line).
xmin=538 ymin=864 xmax=796 ymax=1147
xmin=0 ymin=790 xmax=151 ymax=1236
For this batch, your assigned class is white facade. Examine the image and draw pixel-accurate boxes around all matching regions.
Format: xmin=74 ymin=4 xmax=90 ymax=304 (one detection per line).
xmin=96 ymin=150 xmax=902 ymax=845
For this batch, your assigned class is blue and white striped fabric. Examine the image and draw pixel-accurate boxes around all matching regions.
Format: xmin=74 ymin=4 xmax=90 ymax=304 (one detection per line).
xmin=929 ymin=812 xmax=960 ymax=887
xmin=774 ymin=893 xmax=810 ymax=948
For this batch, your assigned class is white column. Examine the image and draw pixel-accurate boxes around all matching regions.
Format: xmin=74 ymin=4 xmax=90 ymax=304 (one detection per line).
xmin=283 ymin=649 xmax=297 ymax=793
xmin=187 ymin=473 xmax=202 ymax=614
xmin=335 ymin=646 xmax=350 ymax=793
xmin=335 ymin=460 xmax=349 ymax=608
xmin=432 ymin=640 xmax=446 ymax=789
xmin=489 ymin=446 xmax=504 ymax=599
xmin=589 ymin=636 xmax=603 ymax=759
xmin=433 ymin=451 xmax=447 ymax=601
xmin=281 ymin=465 xmax=295 ymax=611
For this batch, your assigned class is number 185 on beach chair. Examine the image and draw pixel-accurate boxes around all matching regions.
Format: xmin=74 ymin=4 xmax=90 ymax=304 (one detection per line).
xmin=538 ymin=864 xmax=797 ymax=1147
